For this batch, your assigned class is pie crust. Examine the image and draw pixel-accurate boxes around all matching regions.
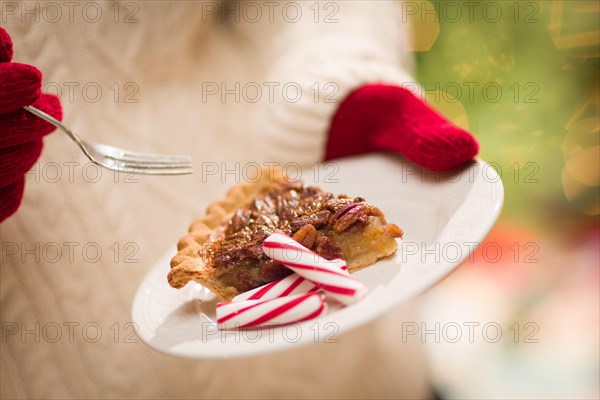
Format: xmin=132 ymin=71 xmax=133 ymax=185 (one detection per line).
xmin=168 ymin=167 xmax=402 ymax=301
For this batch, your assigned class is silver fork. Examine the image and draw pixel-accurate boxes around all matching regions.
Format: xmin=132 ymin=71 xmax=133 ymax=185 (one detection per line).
xmin=24 ymin=106 xmax=193 ymax=175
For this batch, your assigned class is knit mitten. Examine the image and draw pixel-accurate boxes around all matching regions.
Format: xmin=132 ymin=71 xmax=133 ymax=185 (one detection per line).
xmin=0 ymin=27 xmax=62 ymax=222
xmin=326 ymin=84 xmax=478 ymax=171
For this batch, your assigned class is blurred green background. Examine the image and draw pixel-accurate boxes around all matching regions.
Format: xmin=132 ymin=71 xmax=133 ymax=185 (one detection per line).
xmin=416 ymin=0 xmax=598 ymax=230
xmin=408 ymin=1 xmax=599 ymax=398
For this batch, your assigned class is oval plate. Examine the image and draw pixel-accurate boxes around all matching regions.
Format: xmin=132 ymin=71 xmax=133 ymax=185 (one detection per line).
xmin=132 ymin=154 xmax=504 ymax=358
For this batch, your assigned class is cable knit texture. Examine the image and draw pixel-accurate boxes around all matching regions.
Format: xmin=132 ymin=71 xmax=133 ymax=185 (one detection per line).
xmin=326 ymin=84 xmax=479 ymax=171
xmin=0 ymin=27 xmax=62 ymax=222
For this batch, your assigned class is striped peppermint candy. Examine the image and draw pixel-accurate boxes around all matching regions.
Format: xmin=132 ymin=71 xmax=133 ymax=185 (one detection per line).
xmin=217 ymin=292 xmax=327 ymax=330
xmin=233 ymin=273 xmax=317 ymax=302
xmin=262 ymin=230 xmax=368 ymax=305
xmin=232 ymin=265 xmax=348 ymax=302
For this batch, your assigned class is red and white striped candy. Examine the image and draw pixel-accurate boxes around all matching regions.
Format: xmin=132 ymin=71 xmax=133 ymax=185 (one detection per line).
xmin=217 ymin=292 xmax=327 ymax=330
xmin=232 ymin=265 xmax=348 ymax=302
xmin=262 ymin=231 xmax=367 ymax=305
xmin=233 ymin=273 xmax=317 ymax=302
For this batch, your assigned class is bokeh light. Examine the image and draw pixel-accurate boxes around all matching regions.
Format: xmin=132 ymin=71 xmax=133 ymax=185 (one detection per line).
xmin=412 ymin=0 xmax=599 ymax=398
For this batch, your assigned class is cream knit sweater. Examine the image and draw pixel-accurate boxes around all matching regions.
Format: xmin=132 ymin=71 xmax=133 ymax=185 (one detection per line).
xmin=1 ymin=1 xmax=429 ymax=398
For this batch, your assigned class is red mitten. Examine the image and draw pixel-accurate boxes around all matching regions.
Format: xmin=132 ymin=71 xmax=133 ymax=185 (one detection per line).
xmin=325 ymin=84 xmax=478 ymax=172
xmin=0 ymin=27 xmax=63 ymax=222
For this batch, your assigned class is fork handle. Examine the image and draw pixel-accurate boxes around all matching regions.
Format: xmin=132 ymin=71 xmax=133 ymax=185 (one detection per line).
xmin=23 ymin=105 xmax=89 ymax=156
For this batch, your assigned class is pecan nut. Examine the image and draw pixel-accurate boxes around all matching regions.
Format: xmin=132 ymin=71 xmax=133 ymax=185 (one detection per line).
xmin=292 ymin=224 xmax=318 ymax=249
xmin=331 ymin=203 xmax=369 ymax=232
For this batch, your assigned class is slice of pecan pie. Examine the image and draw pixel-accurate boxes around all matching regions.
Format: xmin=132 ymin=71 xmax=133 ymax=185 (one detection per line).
xmin=169 ymin=168 xmax=403 ymax=300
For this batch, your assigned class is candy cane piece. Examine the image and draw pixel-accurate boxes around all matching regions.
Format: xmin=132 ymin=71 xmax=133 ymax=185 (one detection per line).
xmin=233 ymin=273 xmax=315 ymax=302
xmin=217 ymin=292 xmax=327 ymax=330
xmin=233 ymin=265 xmax=348 ymax=302
xmin=263 ymin=231 xmax=367 ymax=305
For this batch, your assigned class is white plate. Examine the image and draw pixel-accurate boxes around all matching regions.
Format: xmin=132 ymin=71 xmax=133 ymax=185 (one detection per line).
xmin=132 ymin=153 xmax=504 ymax=358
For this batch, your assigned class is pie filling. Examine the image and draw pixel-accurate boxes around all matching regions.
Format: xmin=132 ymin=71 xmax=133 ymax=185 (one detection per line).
xmin=201 ymin=179 xmax=403 ymax=293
